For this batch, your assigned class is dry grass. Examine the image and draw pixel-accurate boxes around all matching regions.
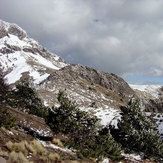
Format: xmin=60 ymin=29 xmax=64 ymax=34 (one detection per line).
xmin=4 ymin=139 xmax=95 ymax=163
xmin=5 ymin=139 xmax=47 ymax=158
xmin=52 ymin=138 xmax=64 ymax=147
xmin=5 ymin=141 xmax=13 ymax=151
xmin=0 ymin=147 xmax=8 ymax=157
xmin=30 ymin=139 xmax=47 ymax=156
xmin=5 ymin=140 xmax=63 ymax=162
xmin=48 ymin=153 xmax=60 ymax=162
xmin=7 ymin=151 xmax=33 ymax=163
xmin=6 ymin=141 xmax=28 ymax=155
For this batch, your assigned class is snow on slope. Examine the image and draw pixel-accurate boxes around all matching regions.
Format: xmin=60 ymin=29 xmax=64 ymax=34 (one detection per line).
xmin=130 ymin=84 xmax=161 ymax=98
xmin=0 ymin=34 xmax=30 ymax=48
xmin=25 ymin=53 xmax=60 ymax=70
xmin=3 ymin=51 xmax=50 ymax=84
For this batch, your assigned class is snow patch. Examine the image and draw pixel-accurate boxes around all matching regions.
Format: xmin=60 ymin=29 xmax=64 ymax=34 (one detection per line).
xmin=0 ymin=34 xmax=30 ymax=48
xmin=40 ymin=141 xmax=73 ymax=153
xmin=26 ymin=53 xmax=60 ymax=70
xmin=80 ymin=106 xmax=120 ymax=126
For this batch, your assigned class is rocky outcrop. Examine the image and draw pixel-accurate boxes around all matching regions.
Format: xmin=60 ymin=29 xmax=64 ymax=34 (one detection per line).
xmin=47 ymin=64 xmax=135 ymax=97
xmin=0 ymin=157 xmax=6 ymax=163
xmin=146 ymin=87 xmax=163 ymax=112
xmin=8 ymin=24 xmax=27 ymax=40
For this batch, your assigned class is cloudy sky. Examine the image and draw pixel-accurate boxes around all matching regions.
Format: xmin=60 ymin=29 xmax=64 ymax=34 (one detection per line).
xmin=1 ymin=0 xmax=163 ymax=84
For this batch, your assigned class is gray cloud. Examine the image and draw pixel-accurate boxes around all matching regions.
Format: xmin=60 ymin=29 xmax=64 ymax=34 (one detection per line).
xmin=1 ymin=0 xmax=163 ymax=83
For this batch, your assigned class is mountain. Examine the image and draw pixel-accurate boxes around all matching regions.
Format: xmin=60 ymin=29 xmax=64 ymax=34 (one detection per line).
xmin=0 ymin=19 xmax=137 ymax=126
xmin=1 ymin=19 xmax=163 ymax=163
xmin=130 ymin=84 xmax=163 ymax=112
xmin=1 ymin=19 xmax=163 ymax=126
xmin=1 ymin=19 xmax=163 ymax=124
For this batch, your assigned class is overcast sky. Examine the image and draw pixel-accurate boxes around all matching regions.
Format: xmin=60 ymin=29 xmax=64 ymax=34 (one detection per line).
xmin=1 ymin=0 xmax=163 ymax=84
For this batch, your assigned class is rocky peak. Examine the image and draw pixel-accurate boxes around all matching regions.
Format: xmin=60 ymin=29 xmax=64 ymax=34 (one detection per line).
xmin=0 ymin=19 xmax=27 ymax=39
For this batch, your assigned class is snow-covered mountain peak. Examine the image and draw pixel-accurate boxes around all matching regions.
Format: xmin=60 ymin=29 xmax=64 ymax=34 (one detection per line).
xmin=0 ymin=20 xmax=67 ymax=84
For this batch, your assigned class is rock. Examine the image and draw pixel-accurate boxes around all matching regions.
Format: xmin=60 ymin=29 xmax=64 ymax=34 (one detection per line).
xmin=0 ymin=157 xmax=6 ymax=163
xmin=0 ymin=21 xmax=8 ymax=39
xmin=8 ymin=24 xmax=27 ymax=40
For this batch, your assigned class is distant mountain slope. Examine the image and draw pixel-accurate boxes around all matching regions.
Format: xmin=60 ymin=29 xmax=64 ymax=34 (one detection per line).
xmin=130 ymin=84 xmax=163 ymax=113
xmin=0 ymin=19 xmax=67 ymax=84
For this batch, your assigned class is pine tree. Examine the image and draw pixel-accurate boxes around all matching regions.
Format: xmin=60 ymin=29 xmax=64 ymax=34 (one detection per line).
xmin=110 ymin=99 xmax=163 ymax=161
xmin=11 ymin=79 xmax=48 ymax=118
xmin=0 ymin=69 xmax=16 ymax=129
xmin=95 ymin=126 xmax=123 ymax=161
xmin=0 ymin=68 xmax=10 ymax=103
xmin=46 ymin=90 xmax=100 ymax=135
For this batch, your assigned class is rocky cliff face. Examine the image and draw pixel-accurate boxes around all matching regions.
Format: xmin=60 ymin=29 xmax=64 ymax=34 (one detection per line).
xmin=63 ymin=64 xmax=134 ymax=96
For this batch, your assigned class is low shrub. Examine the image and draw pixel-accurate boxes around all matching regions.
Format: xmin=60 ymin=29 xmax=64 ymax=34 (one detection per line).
xmin=0 ymin=147 xmax=8 ymax=157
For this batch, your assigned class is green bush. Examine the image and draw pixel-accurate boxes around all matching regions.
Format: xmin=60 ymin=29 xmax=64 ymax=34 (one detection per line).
xmin=73 ymin=126 xmax=122 ymax=161
xmin=0 ymin=69 xmax=16 ymax=129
